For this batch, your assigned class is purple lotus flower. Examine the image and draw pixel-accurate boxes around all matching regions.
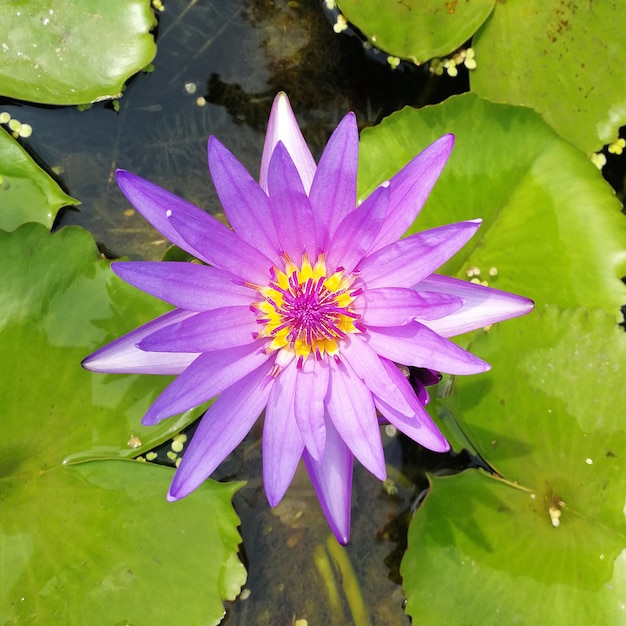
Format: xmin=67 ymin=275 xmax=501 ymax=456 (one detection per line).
xmin=83 ymin=92 xmax=533 ymax=544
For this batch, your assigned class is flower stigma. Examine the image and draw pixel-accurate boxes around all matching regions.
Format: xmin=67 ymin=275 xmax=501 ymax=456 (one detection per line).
xmin=251 ymin=252 xmax=364 ymax=369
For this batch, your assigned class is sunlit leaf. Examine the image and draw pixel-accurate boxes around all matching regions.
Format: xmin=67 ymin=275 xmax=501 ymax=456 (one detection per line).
xmin=361 ymin=94 xmax=626 ymax=623
xmin=471 ymin=1 xmax=626 ymax=152
xmin=336 ymin=0 xmax=495 ymax=63
xmin=443 ymin=307 xmax=626 ymax=533
xmin=0 ymin=128 xmax=78 ymax=231
xmin=402 ymin=309 xmax=626 ymax=624
xmin=358 ymin=93 xmax=626 ymax=318
xmin=402 ymin=469 xmax=626 ymax=625
xmin=1 ymin=462 xmax=245 ymax=625
xmin=0 ymin=0 xmax=156 ymax=104
xmin=0 ymin=224 xmax=246 ymax=623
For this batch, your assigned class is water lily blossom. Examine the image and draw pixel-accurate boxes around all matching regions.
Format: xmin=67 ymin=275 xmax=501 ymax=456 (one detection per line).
xmin=83 ymin=93 xmax=533 ymax=544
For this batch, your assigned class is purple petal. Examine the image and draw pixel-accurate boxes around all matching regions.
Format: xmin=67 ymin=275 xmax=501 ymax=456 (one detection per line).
xmin=341 ymin=334 xmax=413 ymax=417
xmin=308 ymin=113 xmax=358 ymax=247
xmin=416 ymin=275 xmax=535 ymax=337
xmin=168 ymin=364 xmax=274 ymax=500
xmin=409 ymin=368 xmax=442 ymax=405
xmin=366 ymin=322 xmax=490 ymax=375
xmin=294 ymin=356 xmax=329 ymax=462
xmin=375 ymin=359 xmax=449 ymax=452
xmin=260 ymin=92 xmax=316 ymax=194
xmin=353 ymin=287 xmax=463 ymax=327
xmin=208 ymin=137 xmax=281 ymax=264
xmin=112 ymin=262 xmax=254 ymax=312
xmin=116 ymin=170 xmax=210 ymax=260
xmin=325 ymin=184 xmax=388 ymax=274
xmin=303 ymin=417 xmax=354 ymax=545
xmin=369 ymin=134 xmax=455 ymax=252
xmin=326 ymin=358 xmax=386 ymax=480
xmin=82 ymin=309 xmax=198 ymax=375
xmin=267 ymin=142 xmax=317 ymax=259
xmin=139 ymin=306 xmax=257 ymax=353
xmin=142 ymin=344 xmax=272 ymax=425
xmin=168 ymin=211 xmax=272 ymax=285
xmin=359 ymin=220 xmax=482 ymax=289
xmin=263 ymin=361 xmax=305 ymax=506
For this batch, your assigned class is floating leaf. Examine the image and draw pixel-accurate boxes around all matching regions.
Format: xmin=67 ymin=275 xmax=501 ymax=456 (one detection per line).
xmin=0 ymin=224 xmax=246 ymax=623
xmin=358 ymin=93 xmax=626 ymax=318
xmin=471 ymin=1 xmax=626 ymax=153
xmin=2 ymin=462 xmax=245 ymax=625
xmin=360 ymin=94 xmax=626 ymax=623
xmin=336 ymin=0 xmax=494 ymax=63
xmin=0 ymin=0 xmax=156 ymax=104
xmin=0 ymin=127 xmax=78 ymax=231
xmin=402 ymin=469 xmax=626 ymax=625
xmin=442 ymin=308 xmax=626 ymax=532
xmin=402 ymin=309 xmax=626 ymax=624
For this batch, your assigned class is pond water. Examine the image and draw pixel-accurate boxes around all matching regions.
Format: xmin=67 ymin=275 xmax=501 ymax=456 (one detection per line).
xmin=2 ymin=1 xmax=625 ymax=624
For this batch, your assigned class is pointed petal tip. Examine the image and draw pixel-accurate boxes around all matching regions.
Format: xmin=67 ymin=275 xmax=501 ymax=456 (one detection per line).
xmin=109 ymin=261 xmax=127 ymax=279
xmin=207 ymin=134 xmax=218 ymax=155
xmin=80 ymin=350 xmax=118 ymax=374
xmin=265 ymin=488 xmax=282 ymax=508
xmin=441 ymin=132 xmax=455 ymax=146
xmin=262 ymin=92 xmax=316 ymax=193
xmin=272 ymin=90 xmax=291 ymax=109
xmin=338 ymin=110 xmax=357 ymax=128
xmin=373 ymin=463 xmax=388 ymax=482
xmin=168 ymin=475 xmax=192 ymax=501
xmin=332 ymin=529 xmax=350 ymax=546
xmin=424 ymin=133 xmax=456 ymax=163
xmin=141 ymin=410 xmax=162 ymax=427
xmin=80 ymin=354 xmax=95 ymax=371
xmin=207 ymin=134 xmax=229 ymax=161
xmin=428 ymin=435 xmax=451 ymax=454
xmin=115 ymin=168 xmax=140 ymax=192
xmin=268 ymin=92 xmax=296 ymax=127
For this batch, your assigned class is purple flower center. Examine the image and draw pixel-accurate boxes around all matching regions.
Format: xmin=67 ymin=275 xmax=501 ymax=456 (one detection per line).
xmin=252 ymin=253 xmax=362 ymax=364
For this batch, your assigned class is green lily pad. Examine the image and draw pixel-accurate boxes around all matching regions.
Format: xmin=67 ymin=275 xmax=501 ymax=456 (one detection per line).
xmin=471 ymin=1 xmax=626 ymax=153
xmin=0 ymin=127 xmax=78 ymax=231
xmin=402 ymin=469 xmax=626 ymax=625
xmin=0 ymin=223 xmax=246 ymax=622
xmin=358 ymin=93 xmax=626 ymax=318
xmin=2 ymin=462 xmax=245 ymax=625
xmin=0 ymin=0 xmax=156 ymax=104
xmin=360 ymin=93 xmax=626 ymax=622
xmin=0 ymin=223 xmax=195 ymax=465
xmin=402 ymin=308 xmax=626 ymax=624
xmin=336 ymin=0 xmax=494 ymax=64
xmin=443 ymin=307 xmax=626 ymax=531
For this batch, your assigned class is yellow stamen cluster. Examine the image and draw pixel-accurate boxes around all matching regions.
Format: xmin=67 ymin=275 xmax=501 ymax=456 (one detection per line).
xmin=251 ymin=253 xmax=361 ymax=365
